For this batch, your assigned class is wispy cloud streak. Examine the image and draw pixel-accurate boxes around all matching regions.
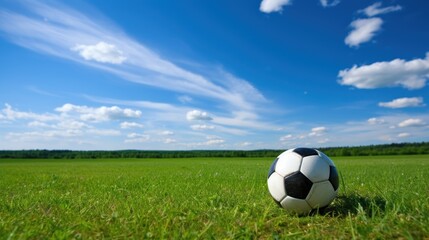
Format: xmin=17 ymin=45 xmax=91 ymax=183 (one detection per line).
xmin=0 ymin=1 xmax=265 ymax=111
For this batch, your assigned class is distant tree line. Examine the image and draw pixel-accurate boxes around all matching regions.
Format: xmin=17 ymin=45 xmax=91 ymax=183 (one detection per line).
xmin=0 ymin=142 xmax=428 ymax=159
xmin=321 ymin=142 xmax=429 ymax=157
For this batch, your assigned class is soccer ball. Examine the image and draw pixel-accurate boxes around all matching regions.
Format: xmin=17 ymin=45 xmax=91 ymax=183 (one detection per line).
xmin=267 ymin=148 xmax=339 ymax=214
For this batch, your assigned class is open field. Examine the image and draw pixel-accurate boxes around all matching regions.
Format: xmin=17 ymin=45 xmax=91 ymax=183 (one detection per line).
xmin=0 ymin=155 xmax=428 ymax=239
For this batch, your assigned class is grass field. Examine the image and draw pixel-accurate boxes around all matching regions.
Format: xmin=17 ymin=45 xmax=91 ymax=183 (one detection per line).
xmin=0 ymin=155 xmax=428 ymax=239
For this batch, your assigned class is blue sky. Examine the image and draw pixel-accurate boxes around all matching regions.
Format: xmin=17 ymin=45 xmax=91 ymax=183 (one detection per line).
xmin=0 ymin=0 xmax=428 ymax=150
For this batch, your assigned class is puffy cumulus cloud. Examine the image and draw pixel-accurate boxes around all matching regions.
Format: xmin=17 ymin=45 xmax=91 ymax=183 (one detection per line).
xmin=1 ymin=103 xmax=156 ymax=148
xmin=344 ymin=2 xmax=401 ymax=48
xmin=345 ymin=18 xmax=382 ymax=47
xmin=309 ymin=126 xmax=327 ymax=136
xmin=120 ymin=121 xmax=144 ymax=129
xmin=379 ymin=97 xmax=425 ymax=109
xmin=398 ymin=118 xmax=426 ymax=128
xmin=338 ymin=53 xmax=429 ymax=90
xmin=190 ymin=124 xmax=215 ymax=130
xmin=367 ymin=117 xmax=385 ymax=125
xmin=259 ymin=0 xmax=292 ymax=13
xmin=71 ymin=42 xmax=126 ymax=64
xmin=56 ymin=103 xmax=141 ymax=122
xmin=1 ymin=103 xmax=58 ymax=121
xmin=320 ymin=0 xmax=340 ymax=8
xmin=359 ymin=2 xmax=402 ymax=17
xmin=186 ymin=110 xmax=212 ymax=121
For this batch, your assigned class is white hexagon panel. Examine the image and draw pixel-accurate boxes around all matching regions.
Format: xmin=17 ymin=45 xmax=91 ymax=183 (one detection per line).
xmin=267 ymin=172 xmax=286 ymax=202
xmin=306 ymin=181 xmax=336 ymax=208
xmin=280 ymin=196 xmax=312 ymax=214
xmin=275 ymin=151 xmax=302 ymax=177
xmin=300 ymin=155 xmax=330 ymax=183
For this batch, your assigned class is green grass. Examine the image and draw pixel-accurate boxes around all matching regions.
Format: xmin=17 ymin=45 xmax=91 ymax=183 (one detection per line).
xmin=0 ymin=155 xmax=428 ymax=239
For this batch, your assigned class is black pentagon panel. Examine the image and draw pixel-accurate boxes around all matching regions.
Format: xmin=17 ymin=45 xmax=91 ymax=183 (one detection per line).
xmin=284 ymin=171 xmax=313 ymax=199
xmin=267 ymin=158 xmax=279 ymax=178
xmin=329 ymin=166 xmax=340 ymax=191
xmin=293 ymin=148 xmax=318 ymax=157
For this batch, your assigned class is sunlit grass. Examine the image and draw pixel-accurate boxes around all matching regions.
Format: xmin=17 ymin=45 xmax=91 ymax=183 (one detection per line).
xmin=0 ymin=155 xmax=428 ymax=239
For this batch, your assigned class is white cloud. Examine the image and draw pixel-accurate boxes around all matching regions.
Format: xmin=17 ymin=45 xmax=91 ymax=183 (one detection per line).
xmin=0 ymin=1 xmax=266 ymax=113
xmin=280 ymin=134 xmax=293 ymax=141
xmin=87 ymin=129 xmax=121 ymax=136
xmin=397 ymin=132 xmax=410 ymax=138
xmin=89 ymin=97 xmax=254 ymax=136
xmin=320 ymin=0 xmax=340 ymax=8
xmin=206 ymin=135 xmax=221 ymax=140
xmin=178 ymin=95 xmax=192 ymax=104
xmin=56 ymin=120 xmax=89 ymax=130
xmin=190 ymin=139 xmax=225 ymax=147
xmin=237 ymin=142 xmax=252 ymax=147
xmin=125 ymin=137 xmax=150 ymax=143
xmin=345 ymin=18 xmax=382 ymax=47
xmin=160 ymin=130 xmax=174 ymax=135
xmin=28 ymin=121 xmax=49 ymax=128
xmin=190 ymin=124 xmax=215 ymax=130
xmin=164 ymin=138 xmax=176 ymax=144
xmin=127 ymin=133 xmax=146 ymax=138
xmin=6 ymin=130 xmax=82 ymax=140
xmin=1 ymin=103 xmax=59 ymax=122
xmin=338 ymin=53 xmax=429 ymax=90
xmin=6 ymin=125 xmax=119 ymax=143
xmin=278 ymin=127 xmax=329 ymax=146
xmin=368 ymin=117 xmax=385 ymax=125
xmin=212 ymin=110 xmax=280 ymax=131
xmin=120 ymin=121 xmax=144 ymax=129
xmin=319 ymin=114 xmax=429 ymax=146
xmin=318 ymin=138 xmax=330 ymax=144
xmin=398 ymin=118 xmax=426 ymax=128
xmin=56 ymin=103 xmax=141 ymax=122
xmin=205 ymin=139 xmax=225 ymax=145
xmin=259 ymin=0 xmax=292 ymax=13
xmin=359 ymin=2 xmax=402 ymax=17
xmin=186 ymin=110 xmax=212 ymax=121
xmin=125 ymin=133 xmax=150 ymax=143
xmin=379 ymin=97 xmax=425 ymax=109
xmin=309 ymin=126 xmax=326 ymax=136
xmin=72 ymin=42 xmax=126 ymax=64
xmin=344 ymin=2 xmax=401 ymax=48
xmin=86 ymin=95 xmax=187 ymax=117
